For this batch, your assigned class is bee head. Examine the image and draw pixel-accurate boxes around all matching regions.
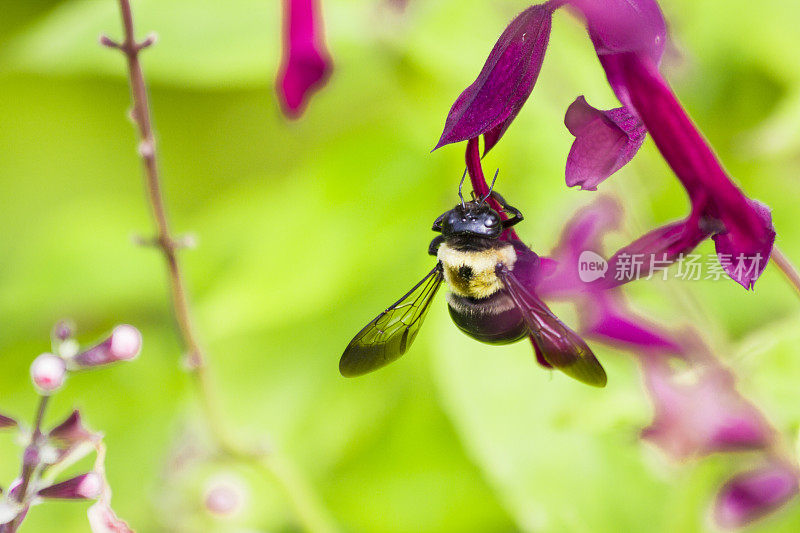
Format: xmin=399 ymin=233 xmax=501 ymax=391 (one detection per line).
xmin=434 ymin=201 xmax=503 ymax=239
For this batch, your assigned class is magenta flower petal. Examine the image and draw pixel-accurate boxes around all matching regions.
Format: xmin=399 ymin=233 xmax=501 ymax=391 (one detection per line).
xmin=581 ymin=293 xmax=683 ymax=353
xmin=537 ymin=195 xmax=622 ymax=296
xmin=570 ymin=0 xmax=666 ymax=109
xmin=714 ymin=463 xmax=799 ymax=529
xmin=38 ymin=472 xmax=103 ymax=500
xmin=564 ymin=96 xmax=646 ymax=190
xmin=435 ymin=4 xmax=554 ymax=152
xmin=713 ymin=199 xmax=775 ymax=290
xmin=277 ymin=0 xmax=333 ymax=119
xmin=534 ymin=198 xmax=684 ymax=353
xmin=641 ymin=354 xmax=773 ymax=459
xmin=570 ymin=0 xmax=666 ymax=62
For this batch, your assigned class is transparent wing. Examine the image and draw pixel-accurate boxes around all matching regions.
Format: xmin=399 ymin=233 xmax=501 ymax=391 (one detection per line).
xmin=340 ymin=264 xmax=444 ymax=377
xmin=497 ymin=264 xmax=607 ymax=387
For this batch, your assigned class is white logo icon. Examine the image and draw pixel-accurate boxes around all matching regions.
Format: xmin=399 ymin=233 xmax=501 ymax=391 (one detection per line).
xmin=578 ymin=251 xmax=608 ymax=282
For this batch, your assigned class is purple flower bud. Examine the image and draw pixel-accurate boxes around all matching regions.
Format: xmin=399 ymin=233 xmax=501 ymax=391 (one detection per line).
xmin=71 ymin=325 xmax=142 ymax=369
xmin=52 ymin=319 xmax=75 ymax=342
xmin=38 ymin=472 xmax=103 ymax=500
xmin=564 ymin=96 xmax=646 ymax=190
xmin=0 ymin=413 xmax=17 ymax=429
xmin=714 ymin=463 xmax=799 ymax=529
xmin=30 ymin=353 xmax=67 ymax=393
xmin=277 ymin=0 xmax=333 ymax=119
xmin=640 ymin=354 xmax=773 ymax=459
xmin=435 ymin=3 xmax=555 ymax=153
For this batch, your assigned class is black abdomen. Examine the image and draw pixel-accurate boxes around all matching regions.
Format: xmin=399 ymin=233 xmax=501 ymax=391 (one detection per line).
xmin=446 ymin=292 xmax=528 ymax=345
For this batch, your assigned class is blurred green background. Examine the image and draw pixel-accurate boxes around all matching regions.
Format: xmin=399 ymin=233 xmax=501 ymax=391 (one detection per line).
xmin=1 ymin=0 xmax=799 ymax=531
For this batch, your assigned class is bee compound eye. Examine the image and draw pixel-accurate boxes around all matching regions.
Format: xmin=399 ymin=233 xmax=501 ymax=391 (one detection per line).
xmin=485 ymin=215 xmax=499 ymax=227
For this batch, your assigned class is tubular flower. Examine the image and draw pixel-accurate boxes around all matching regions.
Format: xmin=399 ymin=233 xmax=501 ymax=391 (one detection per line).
xmin=536 ymin=196 xmax=684 ymax=354
xmin=639 ymin=352 xmax=773 ymax=459
xmin=277 ymin=0 xmax=333 ymax=119
xmin=438 ymin=0 xmax=775 ymax=289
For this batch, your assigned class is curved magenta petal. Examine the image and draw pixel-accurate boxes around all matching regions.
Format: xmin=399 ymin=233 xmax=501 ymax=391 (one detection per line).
xmin=435 ymin=4 xmax=554 ymax=152
xmin=713 ymin=199 xmax=776 ymax=290
xmin=565 ymin=96 xmax=646 ymax=190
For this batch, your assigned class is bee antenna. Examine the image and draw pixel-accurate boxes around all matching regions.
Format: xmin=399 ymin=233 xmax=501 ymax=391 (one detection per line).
xmin=481 ymin=169 xmax=499 ymax=204
xmin=457 ymin=168 xmax=467 ymax=208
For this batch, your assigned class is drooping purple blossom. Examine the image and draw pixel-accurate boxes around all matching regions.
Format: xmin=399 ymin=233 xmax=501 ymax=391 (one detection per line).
xmin=639 ymin=352 xmax=773 ymax=459
xmin=564 ymin=96 xmax=646 ymax=190
xmin=714 ymin=463 xmax=800 ymax=529
xmin=438 ymin=0 xmax=776 ymax=290
xmin=535 ymin=196 xmax=684 ymax=354
xmin=277 ymin=0 xmax=333 ymax=119
xmin=435 ymin=3 xmax=556 ymax=153
xmin=607 ymin=53 xmax=776 ymax=289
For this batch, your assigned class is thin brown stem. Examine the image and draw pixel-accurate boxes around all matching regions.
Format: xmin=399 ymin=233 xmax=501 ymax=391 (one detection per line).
xmin=104 ymin=2 xmax=336 ymax=531
xmin=771 ymin=246 xmax=800 ymax=300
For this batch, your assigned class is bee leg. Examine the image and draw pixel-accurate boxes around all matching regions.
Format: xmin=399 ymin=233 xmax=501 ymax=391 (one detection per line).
xmin=491 ymin=191 xmax=524 ymax=228
xmin=428 ymin=235 xmax=445 ymax=256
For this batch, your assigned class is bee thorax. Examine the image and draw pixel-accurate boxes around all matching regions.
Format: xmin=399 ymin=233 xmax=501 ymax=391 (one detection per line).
xmin=437 ymin=242 xmax=517 ymax=299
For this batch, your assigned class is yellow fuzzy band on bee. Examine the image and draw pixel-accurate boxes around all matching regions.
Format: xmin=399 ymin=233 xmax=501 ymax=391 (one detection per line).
xmin=437 ymin=243 xmax=517 ymax=299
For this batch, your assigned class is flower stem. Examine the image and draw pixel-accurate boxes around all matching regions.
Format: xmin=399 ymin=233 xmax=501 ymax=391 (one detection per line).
xmin=465 ymin=137 xmax=520 ymax=241
xmin=770 ymin=246 xmax=800 ymax=300
xmin=6 ymin=395 xmax=50 ymax=532
xmin=103 ymin=2 xmax=336 ymax=531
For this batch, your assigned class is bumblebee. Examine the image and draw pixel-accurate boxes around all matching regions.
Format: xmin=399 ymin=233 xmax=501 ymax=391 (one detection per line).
xmin=340 ymin=187 xmax=607 ymax=387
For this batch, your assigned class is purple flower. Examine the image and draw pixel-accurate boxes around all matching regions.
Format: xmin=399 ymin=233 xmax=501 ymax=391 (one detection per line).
xmin=608 ymin=54 xmax=776 ymax=289
xmin=640 ymin=353 xmax=773 ymax=459
xmin=38 ymin=472 xmax=103 ymax=500
xmin=438 ymin=0 xmax=776 ymax=289
xmin=70 ymin=325 xmax=142 ymax=369
xmin=435 ymin=3 xmax=555 ymax=153
xmin=536 ymin=197 xmax=684 ymax=353
xmin=714 ymin=463 xmax=799 ymax=529
xmin=277 ymin=0 xmax=333 ymax=119
xmin=564 ymin=96 xmax=646 ymax=190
